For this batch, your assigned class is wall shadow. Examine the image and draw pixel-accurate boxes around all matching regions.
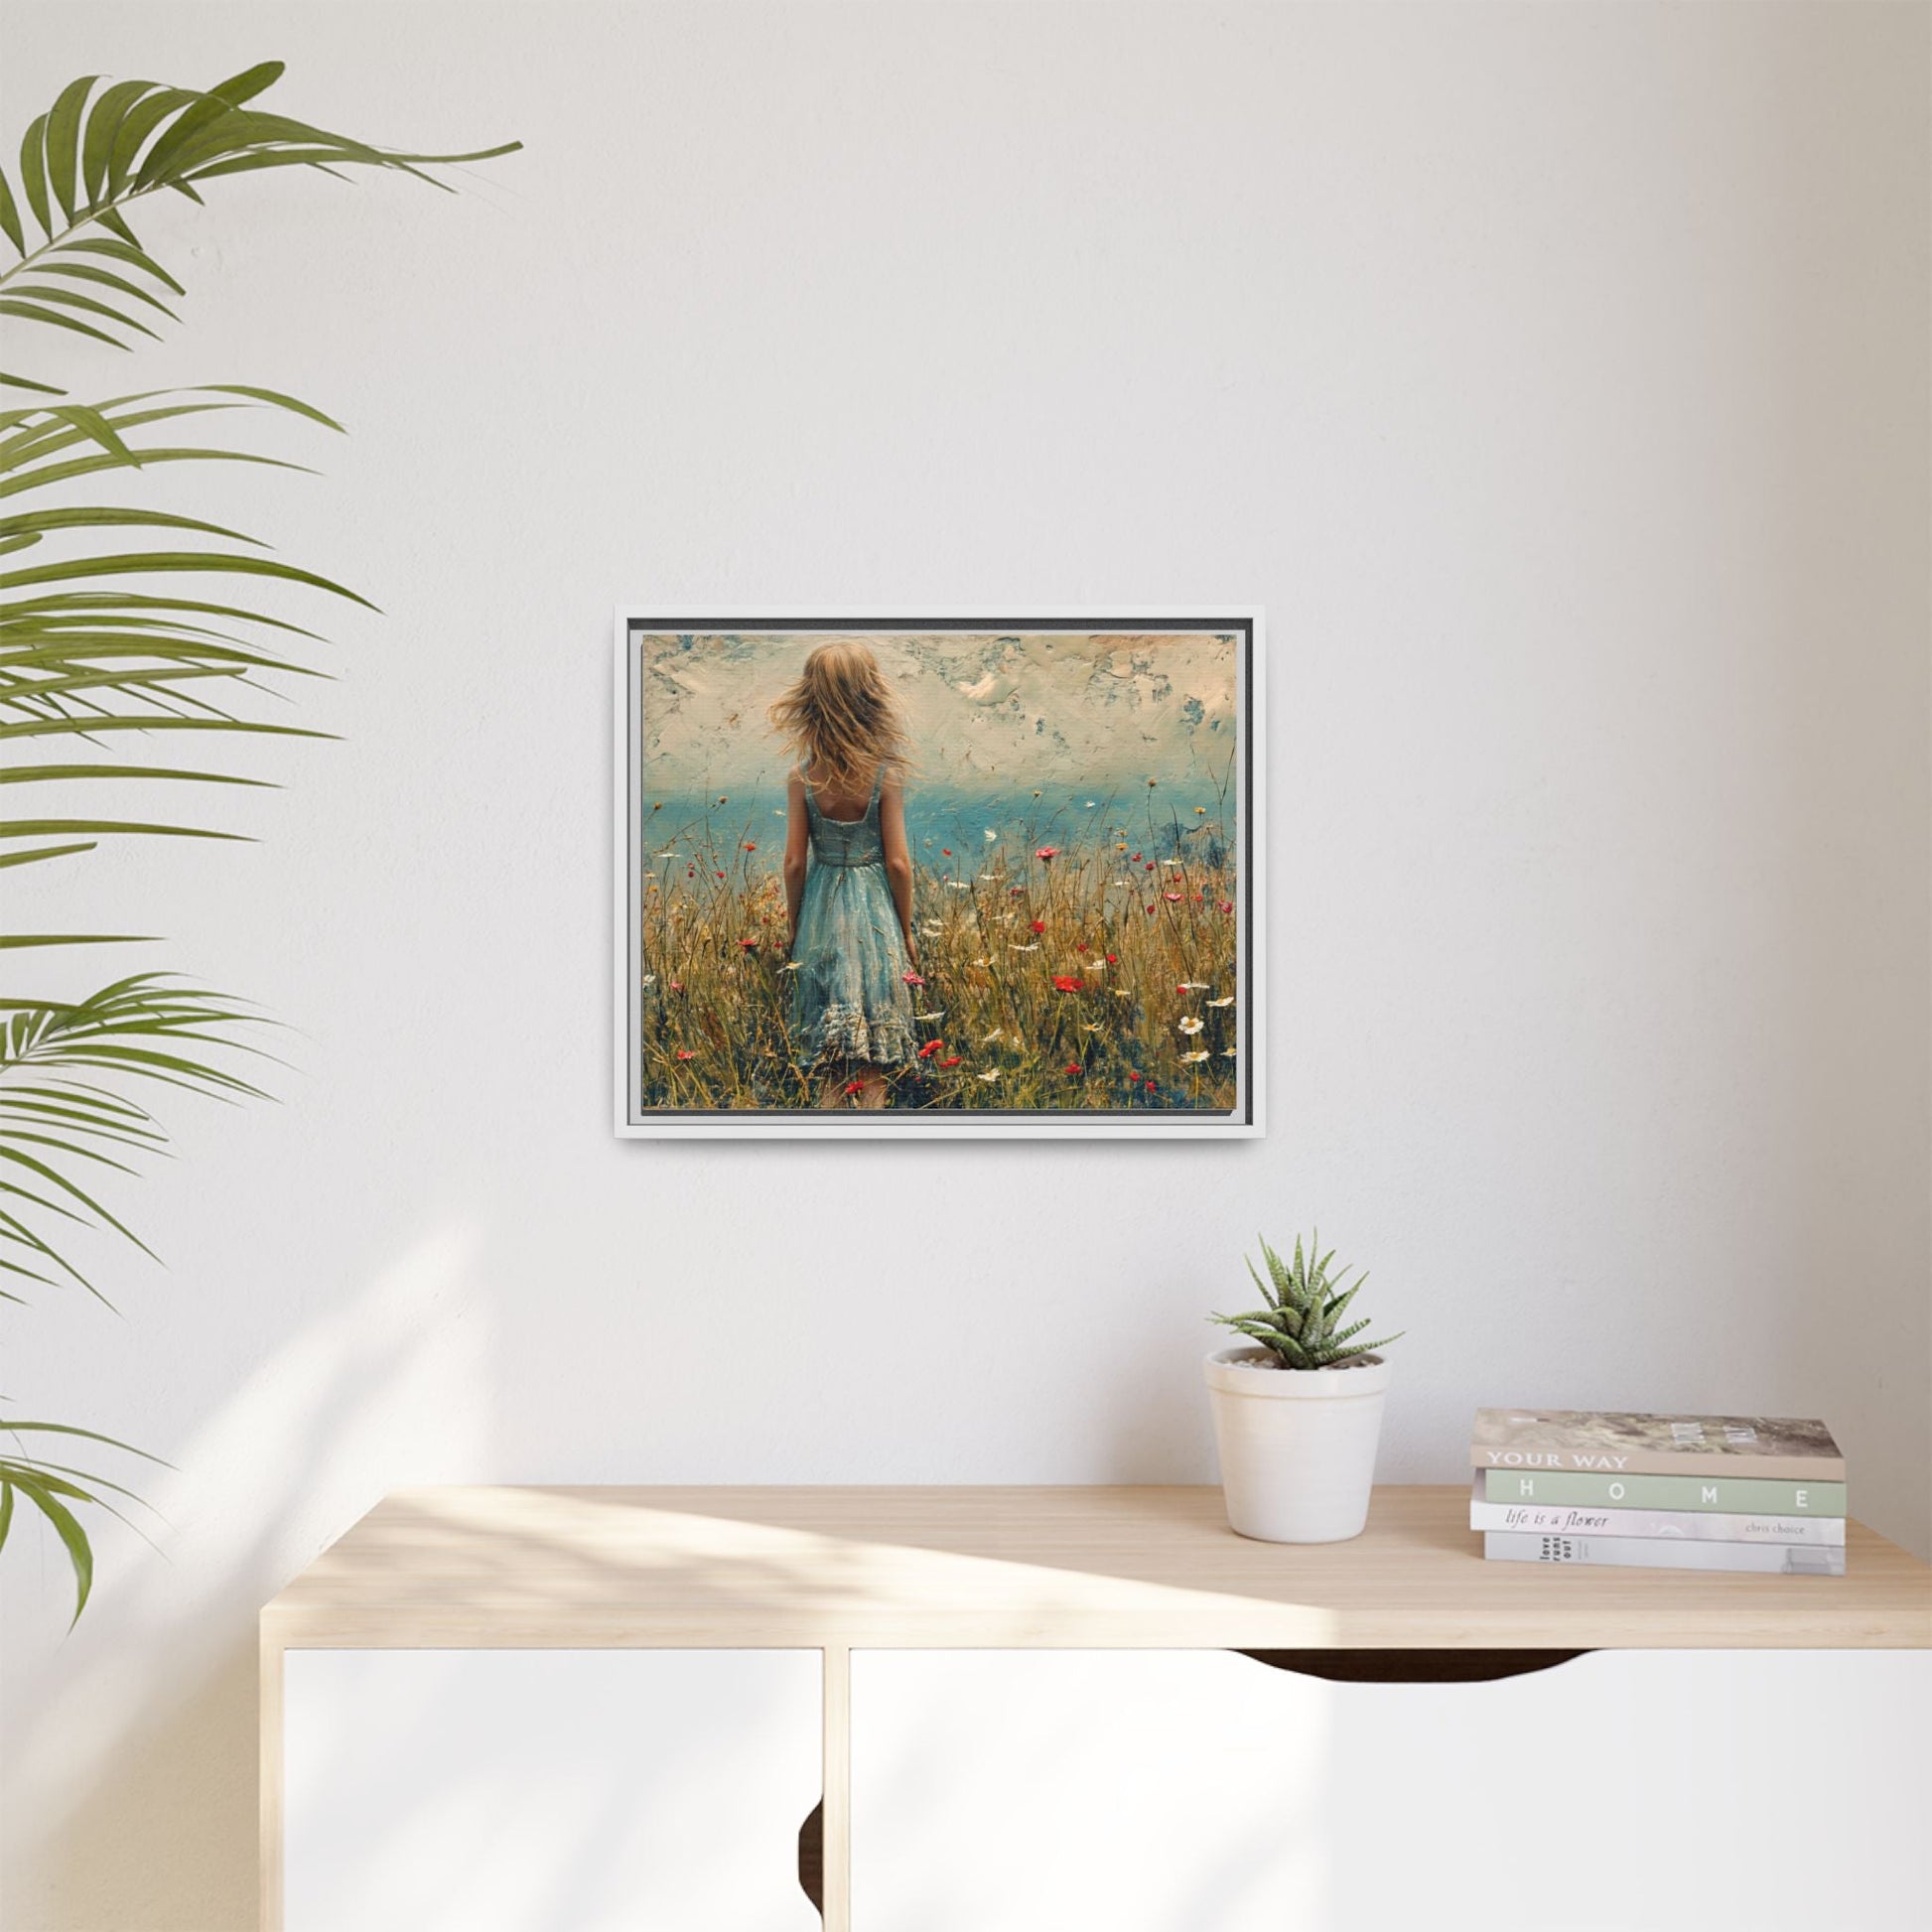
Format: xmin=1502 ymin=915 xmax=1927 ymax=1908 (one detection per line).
xmin=5 ymin=1223 xmax=491 ymax=1932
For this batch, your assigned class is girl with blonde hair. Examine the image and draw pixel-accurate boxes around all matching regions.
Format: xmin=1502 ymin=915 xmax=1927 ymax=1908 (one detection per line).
xmin=769 ymin=640 xmax=918 ymax=1108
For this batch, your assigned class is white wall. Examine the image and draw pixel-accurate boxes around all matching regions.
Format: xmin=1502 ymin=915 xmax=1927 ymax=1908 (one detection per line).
xmin=4 ymin=3 xmax=1927 ymax=1926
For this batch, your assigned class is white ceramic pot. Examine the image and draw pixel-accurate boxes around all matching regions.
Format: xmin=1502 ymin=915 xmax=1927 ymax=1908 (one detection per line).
xmin=1203 ymin=1345 xmax=1392 ymax=1543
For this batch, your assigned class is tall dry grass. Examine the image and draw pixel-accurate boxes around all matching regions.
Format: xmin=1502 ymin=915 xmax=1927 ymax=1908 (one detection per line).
xmin=638 ymin=794 xmax=1239 ymax=1112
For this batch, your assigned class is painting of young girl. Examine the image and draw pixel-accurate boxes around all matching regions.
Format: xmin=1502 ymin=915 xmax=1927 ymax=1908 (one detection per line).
xmin=771 ymin=641 xmax=920 ymax=1108
xmin=616 ymin=615 xmax=1261 ymax=1137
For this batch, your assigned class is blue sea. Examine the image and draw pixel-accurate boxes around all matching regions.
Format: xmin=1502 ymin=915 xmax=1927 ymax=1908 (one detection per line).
xmin=641 ymin=783 xmax=1236 ymax=871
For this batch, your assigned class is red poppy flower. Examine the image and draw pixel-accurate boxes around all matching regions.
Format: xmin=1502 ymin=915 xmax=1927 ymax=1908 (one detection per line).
xmin=918 ymin=1039 xmax=945 ymax=1059
xmin=740 ymin=938 xmax=759 ymax=950
xmin=668 ymin=981 xmax=684 ymax=992
xmin=1131 ymin=852 xmax=1143 ymax=863
xmin=1074 ymin=942 xmax=1088 ymax=953
xmin=1106 ymin=953 xmax=1118 ymax=965
xmin=842 ymin=1078 xmax=864 ymax=1095
xmin=1145 ymin=862 xmax=1156 ymax=872
xmin=1031 ymin=918 xmax=1046 ymax=934
xmin=675 ymin=1048 xmax=697 ymax=1061
xmin=942 ymin=848 xmax=952 ymax=857
xmin=1218 ymin=900 xmax=1234 ymax=914
xmin=686 ymin=868 xmax=695 ymax=877
xmin=1051 ymin=976 xmax=1084 ymax=993
xmin=716 ymin=871 xmax=725 ymax=880
xmin=1036 ymin=846 xmax=1059 ymax=863
xmin=901 ymin=971 xmax=926 ymax=986
xmin=937 ymin=1055 xmax=961 ymax=1069
xmin=1064 ymin=1063 xmax=1083 ymax=1076
xmin=1010 ymin=886 xmax=1025 ymax=897
xmin=1163 ymin=892 xmax=1181 ymax=902
xmin=1145 ymin=903 xmax=1157 ymax=914
xmin=743 ymin=841 xmax=758 ymax=851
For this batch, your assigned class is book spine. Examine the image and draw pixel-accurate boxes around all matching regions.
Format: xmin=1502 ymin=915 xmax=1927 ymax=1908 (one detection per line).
xmin=1470 ymin=1448 xmax=1845 ymax=1481
xmin=1468 ymin=1499 xmax=1845 ymax=1545
xmin=1483 ymin=1532 xmax=1845 ymax=1577
xmin=1481 ymin=1469 xmax=1846 ymax=1515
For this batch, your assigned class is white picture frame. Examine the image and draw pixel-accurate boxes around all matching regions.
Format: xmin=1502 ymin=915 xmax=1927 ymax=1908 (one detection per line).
xmin=613 ymin=610 xmax=1264 ymax=1139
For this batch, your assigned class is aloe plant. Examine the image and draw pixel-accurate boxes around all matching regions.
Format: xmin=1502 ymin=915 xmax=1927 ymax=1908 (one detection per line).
xmin=1211 ymin=1233 xmax=1403 ymax=1370
xmin=0 ymin=62 xmax=516 ymax=1619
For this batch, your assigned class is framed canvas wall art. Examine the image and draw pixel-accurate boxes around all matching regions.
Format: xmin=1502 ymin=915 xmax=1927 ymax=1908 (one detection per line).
xmin=614 ymin=612 xmax=1262 ymax=1137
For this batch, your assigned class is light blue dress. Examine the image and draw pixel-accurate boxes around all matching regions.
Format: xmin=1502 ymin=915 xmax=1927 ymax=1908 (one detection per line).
xmin=792 ymin=771 xmax=915 ymax=1067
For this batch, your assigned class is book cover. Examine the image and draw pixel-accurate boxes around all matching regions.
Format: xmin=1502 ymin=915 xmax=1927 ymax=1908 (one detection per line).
xmin=1481 ymin=1468 xmax=1846 ymax=1515
xmin=1483 ymin=1531 xmax=1845 ymax=1577
xmin=1469 ymin=1408 xmax=1844 ymax=1481
xmin=1467 ymin=1477 xmax=1845 ymax=1546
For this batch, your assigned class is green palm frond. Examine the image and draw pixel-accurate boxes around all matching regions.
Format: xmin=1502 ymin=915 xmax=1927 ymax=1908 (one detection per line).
xmin=0 ymin=975 xmax=267 ymax=1304
xmin=0 ymin=62 xmax=519 ymax=392
xmin=0 ymin=1418 xmax=168 ymax=1622
xmin=1211 ymin=1231 xmax=1404 ymax=1369
xmin=1 ymin=60 xmax=514 ymax=1621
xmin=0 ymin=383 xmax=356 ymax=932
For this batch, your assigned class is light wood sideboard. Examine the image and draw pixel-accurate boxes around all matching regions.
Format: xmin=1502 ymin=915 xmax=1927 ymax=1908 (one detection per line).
xmin=261 ymin=1484 xmax=1932 ymax=1930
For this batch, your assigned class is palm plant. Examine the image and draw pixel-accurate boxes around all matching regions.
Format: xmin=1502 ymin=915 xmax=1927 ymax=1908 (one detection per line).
xmin=1211 ymin=1233 xmax=1404 ymax=1370
xmin=0 ymin=62 xmax=515 ymax=1618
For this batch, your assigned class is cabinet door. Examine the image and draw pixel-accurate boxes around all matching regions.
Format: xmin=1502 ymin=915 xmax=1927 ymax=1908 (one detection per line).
xmin=284 ymin=1647 xmax=821 ymax=1932
xmin=850 ymin=1648 xmax=1931 ymax=1932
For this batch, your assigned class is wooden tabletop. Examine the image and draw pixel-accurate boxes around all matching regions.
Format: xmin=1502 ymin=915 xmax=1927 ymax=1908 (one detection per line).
xmin=261 ymin=1484 xmax=1932 ymax=1651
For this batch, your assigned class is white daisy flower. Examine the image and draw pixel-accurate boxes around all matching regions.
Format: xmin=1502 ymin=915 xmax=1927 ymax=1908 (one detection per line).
xmin=1010 ymin=942 xmax=1039 ymax=952
xmin=920 ymin=920 xmax=943 ymax=936
xmin=641 ymin=974 xmax=656 ymax=986
xmin=977 ymin=1068 xmax=1002 ymax=1083
xmin=983 ymin=828 xmax=999 ymax=841
xmin=912 ymin=1011 xmax=944 ymax=1022
xmin=781 ymin=961 xmax=802 ymax=972
xmin=971 ymin=956 xmax=991 ymax=967
xmin=1222 ymin=1045 xmax=1237 ymax=1057
xmin=1207 ymin=995 xmax=1234 ymax=1008
xmin=1180 ymin=1050 xmax=1209 ymax=1063
xmin=948 ymin=880 xmax=973 ymax=890
xmin=1177 ymin=1016 xmax=1204 ymax=1035
xmin=1163 ymin=859 xmax=1184 ymax=869
xmin=1178 ymin=981 xmax=1209 ymax=991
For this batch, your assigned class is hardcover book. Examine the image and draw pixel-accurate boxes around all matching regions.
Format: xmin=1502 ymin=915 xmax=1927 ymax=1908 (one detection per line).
xmin=1483 ymin=1531 xmax=1845 ymax=1577
xmin=1481 ymin=1469 xmax=1846 ymax=1515
xmin=1467 ymin=1477 xmax=1845 ymax=1546
xmin=1469 ymin=1408 xmax=1843 ymax=1480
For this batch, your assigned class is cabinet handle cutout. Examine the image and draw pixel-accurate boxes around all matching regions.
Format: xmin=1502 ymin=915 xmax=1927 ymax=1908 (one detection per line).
xmin=797 ymin=1797 xmax=824 ymax=1916
xmin=1237 ymin=1648 xmax=1588 ymax=1684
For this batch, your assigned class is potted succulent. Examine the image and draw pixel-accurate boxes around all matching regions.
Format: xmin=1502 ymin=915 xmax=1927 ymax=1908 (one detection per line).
xmin=1204 ymin=1234 xmax=1403 ymax=1544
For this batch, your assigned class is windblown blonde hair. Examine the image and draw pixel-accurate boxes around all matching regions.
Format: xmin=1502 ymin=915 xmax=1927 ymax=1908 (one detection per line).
xmin=767 ymin=639 xmax=910 ymax=800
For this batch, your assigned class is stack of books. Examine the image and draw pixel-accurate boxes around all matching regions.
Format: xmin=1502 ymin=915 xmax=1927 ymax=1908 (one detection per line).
xmin=1469 ymin=1409 xmax=1846 ymax=1576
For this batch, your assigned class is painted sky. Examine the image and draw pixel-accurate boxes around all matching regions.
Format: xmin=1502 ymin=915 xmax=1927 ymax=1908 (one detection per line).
xmin=636 ymin=630 xmax=1239 ymax=794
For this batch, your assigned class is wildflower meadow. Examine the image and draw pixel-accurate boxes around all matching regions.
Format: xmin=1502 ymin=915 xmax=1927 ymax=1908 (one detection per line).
xmin=638 ymin=788 xmax=1240 ymax=1112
